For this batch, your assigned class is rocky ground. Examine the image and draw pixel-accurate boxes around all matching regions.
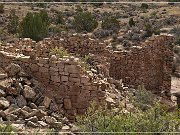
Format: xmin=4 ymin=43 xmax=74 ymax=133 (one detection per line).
xmin=0 ymin=65 xmax=79 ymax=134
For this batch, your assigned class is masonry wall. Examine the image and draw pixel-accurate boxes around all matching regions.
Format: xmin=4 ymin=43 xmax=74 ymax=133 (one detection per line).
xmin=0 ymin=51 xmax=106 ymax=121
xmin=109 ymin=35 xmax=174 ymax=95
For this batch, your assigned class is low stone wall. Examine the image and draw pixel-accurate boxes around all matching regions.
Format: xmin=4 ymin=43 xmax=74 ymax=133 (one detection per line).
xmin=0 ymin=33 xmax=107 ymax=58
xmin=0 ymin=51 xmax=106 ymax=121
xmin=109 ymin=35 xmax=174 ymax=95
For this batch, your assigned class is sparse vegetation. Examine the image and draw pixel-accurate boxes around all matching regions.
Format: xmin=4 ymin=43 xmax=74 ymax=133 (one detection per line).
xmin=77 ymin=101 xmax=180 ymax=133
xmin=73 ymin=11 xmax=98 ymax=32
xmin=51 ymin=46 xmax=69 ymax=58
xmin=7 ymin=9 xmax=19 ymax=34
xmin=132 ymin=85 xmax=154 ymax=111
xmin=101 ymin=16 xmax=120 ymax=32
xmin=0 ymin=124 xmax=15 ymax=135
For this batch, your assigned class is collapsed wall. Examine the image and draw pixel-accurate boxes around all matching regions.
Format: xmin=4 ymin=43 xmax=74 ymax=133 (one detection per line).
xmin=0 ymin=51 xmax=106 ymax=121
xmin=109 ymin=35 xmax=174 ymax=95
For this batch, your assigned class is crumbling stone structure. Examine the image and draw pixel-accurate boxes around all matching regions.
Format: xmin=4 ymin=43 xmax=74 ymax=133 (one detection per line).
xmin=0 ymin=51 xmax=106 ymax=121
xmin=109 ymin=35 xmax=174 ymax=95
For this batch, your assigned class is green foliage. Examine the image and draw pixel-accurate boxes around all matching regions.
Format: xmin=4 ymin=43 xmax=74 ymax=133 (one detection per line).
xmin=144 ymin=23 xmax=160 ymax=37
xmin=19 ymin=11 xmax=49 ymax=42
xmin=51 ymin=47 xmax=69 ymax=58
xmin=101 ymin=16 xmax=120 ymax=32
xmin=132 ymin=85 xmax=154 ymax=111
xmin=129 ymin=18 xmax=135 ymax=27
xmin=0 ymin=124 xmax=14 ymax=135
xmin=73 ymin=11 xmax=98 ymax=32
xmin=7 ymin=9 xmax=19 ymax=34
xmin=141 ymin=3 xmax=148 ymax=9
xmin=39 ymin=10 xmax=50 ymax=26
xmin=0 ymin=4 xmax=4 ymax=14
xmin=76 ymin=102 xmax=180 ymax=133
xmin=56 ymin=12 xmax=64 ymax=24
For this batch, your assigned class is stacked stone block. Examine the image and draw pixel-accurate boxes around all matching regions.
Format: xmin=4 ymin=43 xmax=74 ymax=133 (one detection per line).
xmin=109 ymin=35 xmax=174 ymax=96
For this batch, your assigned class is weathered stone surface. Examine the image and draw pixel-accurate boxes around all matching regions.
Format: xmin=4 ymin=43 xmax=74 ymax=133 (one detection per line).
xmin=5 ymin=63 xmax=21 ymax=76
xmin=43 ymin=116 xmax=57 ymax=124
xmin=23 ymin=85 xmax=36 ymax=99
xmin=6 ymin=114 xmax=18 ymax=121
xmin=42 ymin=96 xmax=51 ymax=109
xmin=16 ymin=95 xmax=27 ymax=108
xmin=64 ymin=98 xmax=72 ymax=109
xmin=25 ymin=116 xmax=38 ymax=123
xmin=0 ymin=74 xmax=7 ymax=80
xmin=26 ymin=121 xmax=39 ymax=128
xmin=38 ymin=121 xmax=48 ymax=127
xmin=0 ymin=97 xmax=10 ymax=109
xmin=0 ymin=89 xmax=6 ymax=97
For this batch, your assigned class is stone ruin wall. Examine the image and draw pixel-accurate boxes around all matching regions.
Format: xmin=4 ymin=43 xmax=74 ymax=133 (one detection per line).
xmin=109 ymin=35 xmax=174 ymax=95
xmin=0 ymin=51 xmax=106 ymax=121
xmin=1 ymin=33 xmax=107 ymax=58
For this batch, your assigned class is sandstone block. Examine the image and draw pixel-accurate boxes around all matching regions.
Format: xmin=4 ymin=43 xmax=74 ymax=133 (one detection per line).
xmin=61 ymin=76 xmax=68 ymax=82
xmin=0 ymin=97 xmax=10 ymax=109
xmin=64 ymin=98 xmax=72 ymax=109
xmin=23 ymin=85 xmax=36 ymax=99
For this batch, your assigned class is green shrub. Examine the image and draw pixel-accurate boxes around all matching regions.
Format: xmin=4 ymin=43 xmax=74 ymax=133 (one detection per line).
xmin=76 ymin=102 xmax=180 ymax=133
xmin=0 ymin=4 xmax=4 ymax=14
xmin=129 ymin=18 xmax=135 ymax=27
xmin=51 ymin=47 xmax=69 ymax=58
xmin=101 ymin=16 xmax=120 ymax=32
xmin=7 ymin=9 xmax=19 ymax=34
xmin=132 ymin=85 xmax=154 ymax=111
xmin=73 ymin=11 xmax=98 ymax=32
xmin=56 ymin=12 xmax=64 ymax=24
xmin=19 ymin=11 xmax=49 ymax=42
xmin=141 ymin=3 xmax=148 ymax=9
xmin=0 ymin=124 xmax=15 ymax=135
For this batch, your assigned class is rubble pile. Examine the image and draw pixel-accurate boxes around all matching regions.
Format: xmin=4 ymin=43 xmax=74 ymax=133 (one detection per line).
xmin=0 ymin=64 xmax=78 ymax=133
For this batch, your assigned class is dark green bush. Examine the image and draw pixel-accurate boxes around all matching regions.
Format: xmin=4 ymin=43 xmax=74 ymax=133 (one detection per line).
xmin=56 ymin=12 xmax=64 ymax=24
xmin=0 ymin=4 xmax=4 ymax=14
xmin=129 ymin=18 xmax=135 ymax=27
xmin=101 ymin=16 xmax=120 ymax=32
xmin=73 ymin=11 xmax=98 ymax=32
xmin=19 ymin=11 xmax=49 ymax=41
xmin=141 ymin=3 xmax=148 ymax=9
xmin=7 ymin=9 xmax=19 ymax=34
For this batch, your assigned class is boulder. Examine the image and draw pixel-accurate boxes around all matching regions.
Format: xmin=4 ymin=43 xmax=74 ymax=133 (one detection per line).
xmin=5 ymin=63 xmax=21 ymax=77
xmin=42 ymin=96 xmax=51 ymax=109
xmin=0 ymin=97 xmax=10 ymax=109
xmin=64 ymin=98 xmax=72 ymax=109
xmin=0 ymin=89 xmax=6 ymax=97
xmin=23 ymin=85 xmax=36 ymax=99
xmin=16 ymin=95 xmax=27 ymax=108
xmin=43 ymin=116 xmax=57 ymax=124
xmin=0 ymin=74 xmax=7 ymax=80
xmin=26 ymin=121 xmax=39 ymax=128
xmin=25 ymin=116 xmax=38 ymax=123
